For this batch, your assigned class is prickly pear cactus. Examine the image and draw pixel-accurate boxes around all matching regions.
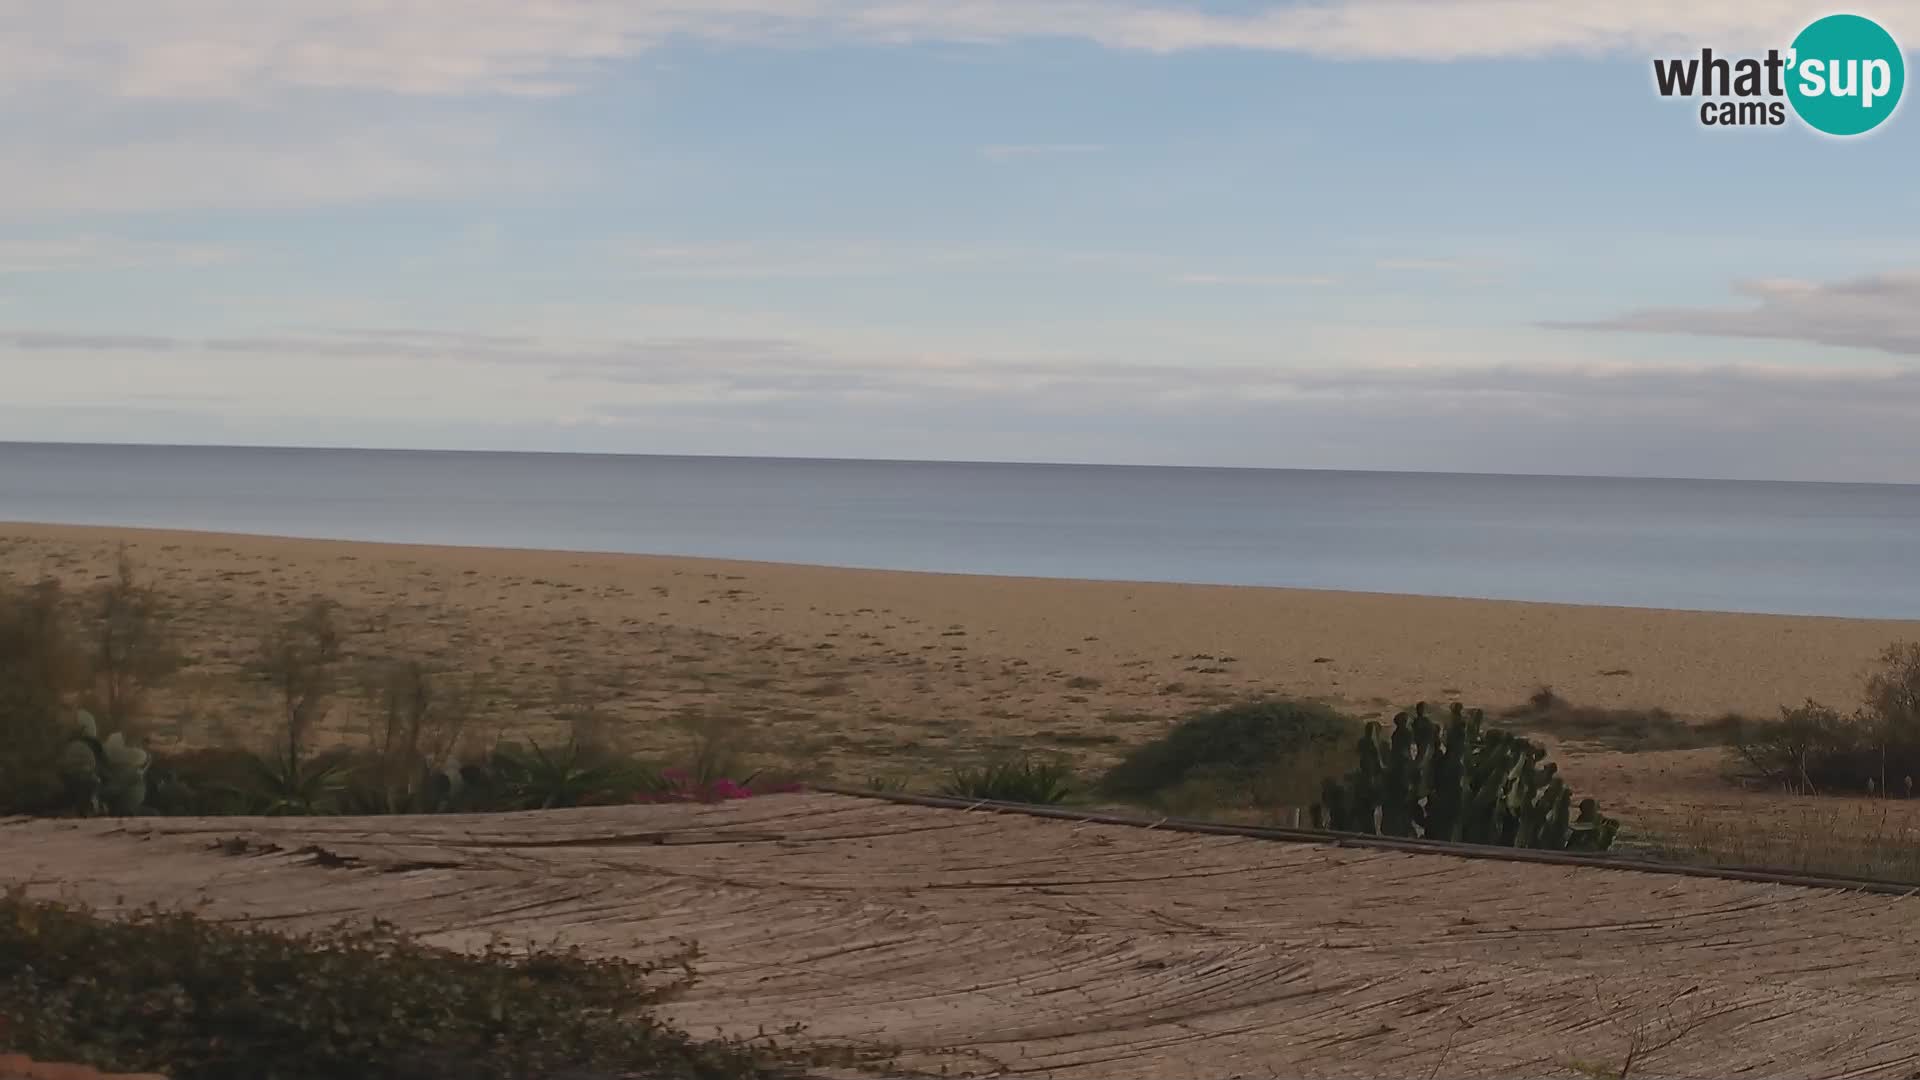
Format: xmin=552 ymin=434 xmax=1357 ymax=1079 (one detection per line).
xmin=59 ymin=709 xmax=151 ymax=817
xmin=100 ymin=731 xmax=151 ymax=816
xmin=1312 ymin=702 xmax=1620 ymax=852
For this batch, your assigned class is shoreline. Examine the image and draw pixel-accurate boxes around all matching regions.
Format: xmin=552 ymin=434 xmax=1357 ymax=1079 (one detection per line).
xmin=0 ymin=519 xmax=1898 ymax=624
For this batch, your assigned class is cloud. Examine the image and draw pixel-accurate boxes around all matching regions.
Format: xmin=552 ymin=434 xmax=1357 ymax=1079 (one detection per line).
xmin=0 ymin=236 xmax=239 ymax=273
xmin=0 ymin=119 xmax=568 ymax=214
xmin=1172 ymin=272 xmax=1338 ymax=287
xmin=1547 ymin=271 xmax=1920 ymax=358
xmin=979 ymin=143 xmax=1106 ymax=160
xmin=10 ymin=2 xmax=1918 ymax=103
xmin=5 ymin=323 xmax=1918 ymax=479
xmin=18 ymin=3 xmax=1906 ymax=213
xmin=614 ymin=242 xmax=897 ymax=280
xmin=608 ymin=239 xmax=1201 ymax=281
xmin=3 ymin=332 xmax=182 ymax=351
xmin=1376 ymin=256 xmax=1481 ymax=273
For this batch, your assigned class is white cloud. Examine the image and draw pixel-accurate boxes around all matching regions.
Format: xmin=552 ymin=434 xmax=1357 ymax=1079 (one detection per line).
xmin=0 ymin=236 xmax=239 ymax=273
xmin=0 ymin=114 xmax=576 ymax=214
xmin=15 ymin=2 xmax=1908 ymax=213
xmin=1548 ymin=271 xmax=1920 ymax=358
xmin=9 ymin=1 xmax=1917 ymax=103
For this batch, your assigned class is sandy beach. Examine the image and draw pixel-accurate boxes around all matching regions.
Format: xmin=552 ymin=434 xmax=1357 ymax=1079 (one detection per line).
xmin=4 ymin=521 xmax=1914 ymax=778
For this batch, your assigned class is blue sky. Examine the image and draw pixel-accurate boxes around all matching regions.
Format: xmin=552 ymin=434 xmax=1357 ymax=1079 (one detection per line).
xmin=3 ymin=1 xmax=1919 ymax=481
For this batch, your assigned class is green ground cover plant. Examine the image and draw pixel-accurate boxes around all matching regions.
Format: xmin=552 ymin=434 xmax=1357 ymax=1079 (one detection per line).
xmin=0 ymin=888 xmax=856 ymax=1080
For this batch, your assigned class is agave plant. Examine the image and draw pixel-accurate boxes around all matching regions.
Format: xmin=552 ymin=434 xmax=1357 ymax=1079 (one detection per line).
xmin=488 ymin=739 xmax=657 ymax=810
xmin=941 ymin=755 xmax=1073 ymax=804
xmin=245 ymin=749 xmax=354 ymax=816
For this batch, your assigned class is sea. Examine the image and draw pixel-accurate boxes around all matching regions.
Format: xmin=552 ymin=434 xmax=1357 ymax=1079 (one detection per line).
xmin=2 ymin=442 xmax=1916 ymax=620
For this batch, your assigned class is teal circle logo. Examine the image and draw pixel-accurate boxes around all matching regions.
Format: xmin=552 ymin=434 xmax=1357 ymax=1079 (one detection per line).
xmin=1786 ymin=14 xmax=1905 ymax=136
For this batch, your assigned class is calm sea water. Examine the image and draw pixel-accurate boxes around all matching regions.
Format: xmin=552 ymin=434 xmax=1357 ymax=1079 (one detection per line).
xmin=2 ymin=442 xmax=1917 ymax=619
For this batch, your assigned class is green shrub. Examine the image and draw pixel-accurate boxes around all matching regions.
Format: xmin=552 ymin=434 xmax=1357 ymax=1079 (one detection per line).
xmin=1097 ymin=699 xmax=1356 ymax=805
xmin=1314 ymin=702 xmax=1619 ymax=851
xmin=0 ymin=577 xmax=88 ymax=813
xmin=82 ymin=551 xmax=182 ymax=732
xmin=941 ymin=755 xmax=1073 ymax=804
xmin=145 ymin=747 xmax=262 ymax=815
xmin=1729 ymin=643 xmax=1920 ymax=796
xmin=0 ymin=888 xmax=809 ymax=1080
xmin=1730 ymin=700 xmax=1877 ymax=794
xmin=243 ymin=746 xmax=358 ymax=815
xmin=479 ymin=738 xmax=658 ymax=809
xmin=349 ymin=658 xmax=475 ymax=814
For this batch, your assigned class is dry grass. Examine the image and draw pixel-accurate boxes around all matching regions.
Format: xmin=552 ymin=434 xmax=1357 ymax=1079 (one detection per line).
xmin=1500 ymin=687 xmax=1743 ymax=752
xmin=1640 ymin=799 xmax=1920 ymax=883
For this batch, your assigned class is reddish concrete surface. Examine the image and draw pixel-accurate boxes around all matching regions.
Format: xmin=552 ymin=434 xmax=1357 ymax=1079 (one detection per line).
xmin=0 ymin=1055 xmax=168 ymax=1080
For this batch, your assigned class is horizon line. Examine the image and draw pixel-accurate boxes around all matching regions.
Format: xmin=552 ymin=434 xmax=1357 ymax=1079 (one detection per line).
xmin=4 ymin=438 xmax=1915 ymax=490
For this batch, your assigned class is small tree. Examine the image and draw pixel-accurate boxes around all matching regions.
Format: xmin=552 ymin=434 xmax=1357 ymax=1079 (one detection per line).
xmin=1726 ymin=642 xmax=1920 ymax=796
xmin=357 ymin=658 xmax=472 ymax=813
xmin=250 ymin=598 xmax=346 ymax=812
xmin=1729 ymin=701 xmax=1864 ymax=795
xmin=85 ymin=551 xmax=181 ymax=732
xmin=1867 ymin=642 xmax=1920 ymax=792
xmin=0 ymin=578 xmax=88 ymax=811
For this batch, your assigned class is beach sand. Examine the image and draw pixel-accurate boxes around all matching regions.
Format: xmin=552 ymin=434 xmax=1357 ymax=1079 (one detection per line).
xmin=5 ymin=520 xmax=1914 ymax=773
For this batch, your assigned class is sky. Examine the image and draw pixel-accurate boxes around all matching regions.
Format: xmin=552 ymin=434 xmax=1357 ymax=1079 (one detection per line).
xmin=3 ymin=1 xmax=1920 ymax=483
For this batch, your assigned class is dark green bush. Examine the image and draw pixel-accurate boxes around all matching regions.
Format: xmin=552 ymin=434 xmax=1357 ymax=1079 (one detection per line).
xmin=145 ymin=748 xmax=262 ymax=815
xmin=1730 ymin=643 xmax=1920 ymax=796
xmin=482 ymin=738 xmax=664 ymax=810
xmin=0 ymin=577 xmax=89 ymax=814
xmin=0 ymin=888 xmax=816 ymax=1080
xmin=1097 ymin=699 xmax=1356 ymax=805
xmin=143 ymin=739 xmax=670 ymax=817
xmin=1730 ymin=700 xmax=1878 ymax=794
xmin=941 ymin=755 xmax=1073 ymax=804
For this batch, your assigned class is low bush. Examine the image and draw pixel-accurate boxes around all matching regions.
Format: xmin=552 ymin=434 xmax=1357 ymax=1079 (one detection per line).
xmin=1500 ymin=687 xmax=1741 ymax=751
xmin=0 ymin=578 xmax=91 ymax=814
xmin=139 ymin=738 xmax=784 ymax=816
xmin=1 ymin=557 xmax=180 ymax=817
xmin=1097 ymin=699 xmax=1356 ymax=810
xmin=1730 ymin=643 xmax=1920 ymax=795
xmin=0 ymin=888 xmax=822 ymax=1080
xmin=941 ymin=755 xmax=1073 ymax=804
xmin=143 ymin=748 xmax=261 ymax=816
